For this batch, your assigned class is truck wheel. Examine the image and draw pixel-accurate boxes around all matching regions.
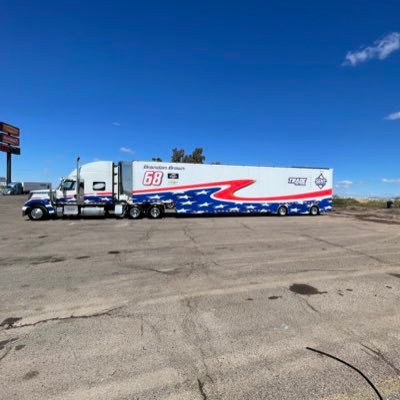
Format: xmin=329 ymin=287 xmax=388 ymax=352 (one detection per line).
xmin=28 ymin=205 xmax=48 ymax=221
xmin=309 ymin=205 xmax=319 ymax=216
xmin=129 ymin=205 xmax=142 ymax=219
xmin=148 ymin=205 xmax=163 ymax=219
xmin=277 ymin=206 xmax=288 ymax=216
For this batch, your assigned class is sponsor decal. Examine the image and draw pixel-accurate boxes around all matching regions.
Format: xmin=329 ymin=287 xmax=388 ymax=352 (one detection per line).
xmin=168 ymin=173 xmax=179 ymax=179
xmin=288 ymin=177 xmax=307 ymax=186
xmin=144 ymin=164 xmax=168 ymax=170
xmin=143 ymin=171 xmax=163 ymax=186
xmin=315 ymin=173 xmax=327 ymax=189
xmin=144 ymin=164 xmax=185 ymax=171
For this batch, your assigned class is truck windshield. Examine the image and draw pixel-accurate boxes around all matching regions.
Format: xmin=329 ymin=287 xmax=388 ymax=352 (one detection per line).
xmin=62 ymin=180 xmax=76 ymax=191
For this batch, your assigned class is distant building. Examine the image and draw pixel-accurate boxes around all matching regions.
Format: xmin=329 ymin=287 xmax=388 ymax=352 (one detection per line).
xmin=0 ymin=177 xmax=6 ymax=188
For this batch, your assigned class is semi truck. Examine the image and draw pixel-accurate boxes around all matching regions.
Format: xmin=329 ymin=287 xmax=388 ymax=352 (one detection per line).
xmin=22 ymin=159 xmax=333 ymax=221
xmin=3 ymin=181 xmax=51 ymax=195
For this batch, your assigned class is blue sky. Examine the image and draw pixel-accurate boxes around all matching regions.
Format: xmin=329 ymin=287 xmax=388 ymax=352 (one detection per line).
xmin=1 ymin=1 xmax=400 ymax=197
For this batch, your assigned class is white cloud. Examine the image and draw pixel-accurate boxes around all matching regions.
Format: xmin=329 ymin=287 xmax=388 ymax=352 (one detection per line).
xmin=120 ymin=147 xmax=134 ymax=155
xmin=385 ymin=111 xmax=400 ymax=121
xmin=335 ymin=180 xmax=353 ymax=189
xmin=113 ymin=121 xmax=121 ymax=126
xmin=343 ymin=32 xmax=400 ymax=66
xmin=382 ymin=178 xmax=400 ymax=184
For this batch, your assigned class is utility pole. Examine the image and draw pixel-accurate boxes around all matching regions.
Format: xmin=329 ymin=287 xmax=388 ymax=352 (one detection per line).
xmin=6 ymin=152 xmax=11 ymax=184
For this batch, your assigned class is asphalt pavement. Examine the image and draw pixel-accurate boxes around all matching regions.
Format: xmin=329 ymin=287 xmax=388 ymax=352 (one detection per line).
xmin=1 ymin=196 xmax=400 ymax=400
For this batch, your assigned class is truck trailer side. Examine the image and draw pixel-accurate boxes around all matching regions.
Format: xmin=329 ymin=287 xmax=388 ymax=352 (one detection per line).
xmin=129 ymin=161 xmax=332 ymax=218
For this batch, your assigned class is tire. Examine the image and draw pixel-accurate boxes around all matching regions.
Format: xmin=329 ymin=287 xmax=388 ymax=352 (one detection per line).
xmin=277 ymin=205 xmax=288 ymax=217
xmin=148 ymin=205 xmax=163 ymax=219
xmin=129 ymin=205 xmax=142 ymax=219
xmin=28 ymin=205 xmax=48 ymax=221
xmin=309 ymin=205 xmax=319 ymax=216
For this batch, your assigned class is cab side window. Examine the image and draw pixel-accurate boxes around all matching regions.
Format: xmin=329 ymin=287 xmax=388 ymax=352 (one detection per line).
xmin=63 ymin=180 xmax=76 ymax=191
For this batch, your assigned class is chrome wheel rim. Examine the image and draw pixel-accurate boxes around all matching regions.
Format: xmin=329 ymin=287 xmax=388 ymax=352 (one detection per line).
xmin=130 ymin=207 xmax=140 ymax=219
xmin=31 ymin=207 xmax=44 ymax=220
xmin=150 ymin=207 xmax=160 ymax=218
xmin=278 ymin=207 xmax=286 ymax=216
xmin=311 ymin=206 xmax=318 ymax=215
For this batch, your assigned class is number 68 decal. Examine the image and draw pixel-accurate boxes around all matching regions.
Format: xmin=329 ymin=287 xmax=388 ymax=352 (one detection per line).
xmin=143 ymin=171 xmax=164 ymax=186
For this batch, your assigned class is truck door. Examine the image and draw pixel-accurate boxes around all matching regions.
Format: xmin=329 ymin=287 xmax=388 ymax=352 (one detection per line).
xmin=60 ymin=179 xmax=77 ymax=204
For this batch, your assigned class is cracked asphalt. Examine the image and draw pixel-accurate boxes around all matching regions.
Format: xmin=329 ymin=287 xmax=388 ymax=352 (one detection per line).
xmin=1 ymin=196 xmax=400 ymax=399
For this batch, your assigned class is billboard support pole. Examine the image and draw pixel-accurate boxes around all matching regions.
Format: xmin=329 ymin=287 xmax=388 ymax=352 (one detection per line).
xmin=6 ymin=152 xmax=11 ymax=184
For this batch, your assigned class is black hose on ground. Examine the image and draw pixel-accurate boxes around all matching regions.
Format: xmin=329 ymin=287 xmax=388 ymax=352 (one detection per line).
xmin=306 ymin=346 xmax=383 ymax=400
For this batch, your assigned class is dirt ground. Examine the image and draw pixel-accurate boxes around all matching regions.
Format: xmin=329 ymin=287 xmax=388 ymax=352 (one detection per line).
xmin=1 ymin=196 xmax=400 ymax=400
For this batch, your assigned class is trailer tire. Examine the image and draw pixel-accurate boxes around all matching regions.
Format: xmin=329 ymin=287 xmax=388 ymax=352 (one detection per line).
xmin=28 ymin=205 xmax=48 ymax=221
xmin=148 ymin=205 xmax=163 ymax=219
xmin=129 ymin=205 xmax=142 ymax=219
xmin=277 ymin=205 xmax=288 ymax=217
xmin=309 ymin=205 xmax=319 ymax=216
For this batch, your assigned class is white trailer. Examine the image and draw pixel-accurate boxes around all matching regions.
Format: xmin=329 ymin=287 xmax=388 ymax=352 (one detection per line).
xmin=3 ymin=181 xmax=51 ymax=195
xmin=22 ymin=160 xmax=333 ymax=220
xmin=22 ymin=182 xmax=51 ymax=194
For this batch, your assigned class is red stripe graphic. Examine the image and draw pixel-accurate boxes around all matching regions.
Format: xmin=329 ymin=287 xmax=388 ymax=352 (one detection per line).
xmin=133 ymin=179 xmax=332 ymax=202
xmin=84 ymin=192 xmax=113 ymax=195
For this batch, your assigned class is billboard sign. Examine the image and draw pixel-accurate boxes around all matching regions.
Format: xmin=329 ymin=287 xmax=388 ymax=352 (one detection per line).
xmin=0 ymin=122 xmax=20 ymax=155
xmin=0 ymin=133 xmax=19 ymax=147
xmin=0 ymin=122 xmax=20 ymax=137
xmin=0 ymin=143 xmax=20 ymax=155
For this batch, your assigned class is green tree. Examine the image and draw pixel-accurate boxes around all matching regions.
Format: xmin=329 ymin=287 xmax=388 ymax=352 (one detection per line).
xmin=184 ymin=147 xmax=205 ymax=164
xmin=171 ymin=148 xmax=186 ymax=163
xmin=171 ymin=147 xmax=205 ymax=164
xmin=151 ymin=157 xmax=163 ymax=162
